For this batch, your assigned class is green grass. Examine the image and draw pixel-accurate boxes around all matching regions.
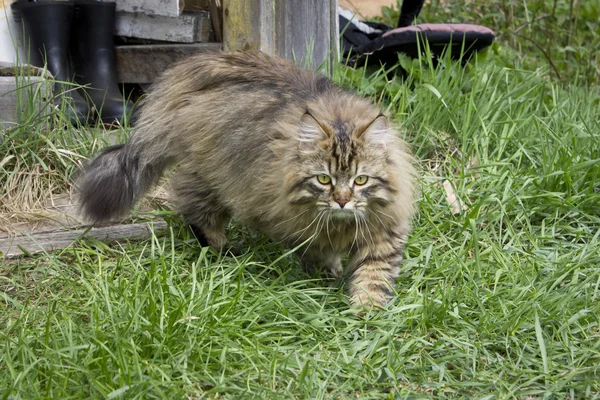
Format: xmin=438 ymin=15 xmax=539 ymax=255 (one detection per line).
xmin=2 ymin=1 xmax=600 ymax=398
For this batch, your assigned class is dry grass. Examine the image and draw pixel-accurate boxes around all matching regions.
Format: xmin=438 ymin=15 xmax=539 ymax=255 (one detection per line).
xmin=0 ymin=118 xmax=131 ymax=231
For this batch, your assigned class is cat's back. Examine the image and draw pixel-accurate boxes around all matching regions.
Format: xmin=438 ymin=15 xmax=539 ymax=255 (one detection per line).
xmin=156 ymin=50 xmax=341 ymax=102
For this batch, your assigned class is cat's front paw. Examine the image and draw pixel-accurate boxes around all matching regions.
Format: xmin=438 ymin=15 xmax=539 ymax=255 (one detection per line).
xmin=327 ymin=259 xmax=343 ymax=279
xmin=349 ymin=287 xmax=390 ymax=310
xmin=207 ymin=233 xmax=228 ymax=251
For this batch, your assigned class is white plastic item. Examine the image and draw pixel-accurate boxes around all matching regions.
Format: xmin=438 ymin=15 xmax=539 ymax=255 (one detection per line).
xmin=0 ymin=0 xmax=19 ymax=63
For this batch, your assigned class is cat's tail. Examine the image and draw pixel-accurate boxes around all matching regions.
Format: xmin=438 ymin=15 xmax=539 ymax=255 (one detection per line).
xmin=77 ymin=132 xmax=175 ymax=223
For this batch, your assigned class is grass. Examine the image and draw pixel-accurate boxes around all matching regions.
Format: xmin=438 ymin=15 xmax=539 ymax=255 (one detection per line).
xmin=1 ymin=1 xmax=600 ymax=398
xmin=0 ymin=67 xmax=130 ymax=229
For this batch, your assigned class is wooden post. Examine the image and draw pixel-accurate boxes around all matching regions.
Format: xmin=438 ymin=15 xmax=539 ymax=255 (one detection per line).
xmin=222 ymin=0 xmax=339 ymax=70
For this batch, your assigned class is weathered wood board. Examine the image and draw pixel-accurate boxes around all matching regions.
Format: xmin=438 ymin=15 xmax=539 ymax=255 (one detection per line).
xmin=0 ymin=62 xmax=51 ymax=130
xmin=115 ymin=0 xmax=211 ymax=16
xmin=184 ymin=0 xmax=211 ymax=11
xmin=115 ymin=11 xmax=212 ymax=43
xmin=223 ymin=0 xmax=339 ymax=69
xmin=115 ymin=42 xmax=221 ymax=84
xmin=0 ymin=220 xmax=169 ymax=258
xmin=0 ymin=184 xmax=172 ymax=259
xmin=115 ymin=0 xmax=183 ymax=17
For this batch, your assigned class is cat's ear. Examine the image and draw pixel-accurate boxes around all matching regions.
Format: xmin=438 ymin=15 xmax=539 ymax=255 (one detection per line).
xmin=298 ymin=113 xmax=328 ymax=147
xmin=359 ymin=115 xmax=388 ymax=138
xmin=358 ymin=115 xmax=393 ymax=146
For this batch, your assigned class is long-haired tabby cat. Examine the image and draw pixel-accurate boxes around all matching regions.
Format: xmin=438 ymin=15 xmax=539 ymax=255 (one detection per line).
xmin=78 ymin=51 xmax=416 ymax=309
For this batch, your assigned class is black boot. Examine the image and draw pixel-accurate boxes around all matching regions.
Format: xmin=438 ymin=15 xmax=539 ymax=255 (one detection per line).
xmin=11 ymin=0 xmax=92 ymax=126
xmin=70 ymin=0 xmax=135 ymax=125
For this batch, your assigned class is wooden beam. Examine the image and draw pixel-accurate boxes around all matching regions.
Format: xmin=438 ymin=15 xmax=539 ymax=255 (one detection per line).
xmin=222 ymin=0 xmax=339 ymax=70
xmin=0 ymin=220 xmax=169 ymax=258
xmin=115 ymin=0 xmax=183 ymax=17
xmin=115 ymin=11 xmax=212 ymax=43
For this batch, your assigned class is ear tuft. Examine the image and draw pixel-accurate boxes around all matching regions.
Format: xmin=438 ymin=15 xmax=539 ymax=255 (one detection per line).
xmin=358 ymin=116 xmax=394 ymax=149
xmin=360 ymin=116 xmax=389 ymax=137
xmin=298 ymin=113 xmax=327 ymax=144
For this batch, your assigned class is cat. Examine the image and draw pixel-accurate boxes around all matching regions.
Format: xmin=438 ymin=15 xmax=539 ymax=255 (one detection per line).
xmin=77 ymin=51 xmax=416 ymax=309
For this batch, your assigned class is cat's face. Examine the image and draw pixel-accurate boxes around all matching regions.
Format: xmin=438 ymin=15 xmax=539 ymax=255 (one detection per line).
xmin=287 ymin=113 xmax=398 ymax=219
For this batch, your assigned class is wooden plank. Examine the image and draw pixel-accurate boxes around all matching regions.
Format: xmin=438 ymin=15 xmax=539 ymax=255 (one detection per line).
xmin=0 ymin=220 xmax=169 ymax=258
xmin=184 ymin=0 xmax=211 ymax=11
xmin=1 ymin=76 xmax=21 ymax=129
xmin=115 ymin=43 xmax=222 ymax=84
xmin=0 ymin=64 xmax=52 ymax=130
xmin=115 ymin=11 xmax=211 ymax=43
xmin=115 ymin=0 xmax=183 ymax=17
xmin=222 ymin=0 xmax=273 ymax=53
xmin=222 ymin=0 xmax=339 ymax=70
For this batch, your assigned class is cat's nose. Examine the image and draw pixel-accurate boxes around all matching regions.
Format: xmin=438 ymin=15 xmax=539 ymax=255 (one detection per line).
xmin=333 ymin=188 xmax=351 ymax=208
xmin=336 ymin=199 xmax=348 ymax=208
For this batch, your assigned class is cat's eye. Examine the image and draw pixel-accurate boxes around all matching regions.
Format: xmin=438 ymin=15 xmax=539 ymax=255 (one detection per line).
xmin=354 ymin=175 xmax=368 ymax=185
xmin=317 ymin=174 xmax=331 ymax=185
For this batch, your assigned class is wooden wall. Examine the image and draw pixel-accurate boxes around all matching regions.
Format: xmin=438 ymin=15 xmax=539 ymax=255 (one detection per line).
xmin=222 ymin=0 xmax=339 ymax=70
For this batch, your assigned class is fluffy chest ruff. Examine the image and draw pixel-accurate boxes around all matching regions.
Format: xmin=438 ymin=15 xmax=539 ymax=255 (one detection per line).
xmin=265 ymin=208 xmax=363 ymax=251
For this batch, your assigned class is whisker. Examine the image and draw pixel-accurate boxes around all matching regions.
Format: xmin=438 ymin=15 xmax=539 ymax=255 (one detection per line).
xmin=301 ymin=211 xmax=328 ymax=257
xmin=370 ymin=209 xmax=386 ymax=227
xmin=375 ymin=209 xmax=395 ymax=221
xmin=307 ymin=212 xmax=326 ymax=246
xmin=290 ymin=210 xmax=325 ymax=245
xmin=352 ymin=212 xmax=364 ymax=253
xmin=357 ymin=213 xmax=367 ymax=248
xmin=350 ymin=213 xmax=359 ymax=252
xmin=360 ymin=213 xmax=376 ymax=248
xmin=281 ymin=214 xmax=314 ymax=243
xmin=273 ymin=209 xmax=310 ymax=228
xmin=325 ymin=213 xmax=334 ymax=248
xmin=358 ymin=214 xmax=371 ymax=246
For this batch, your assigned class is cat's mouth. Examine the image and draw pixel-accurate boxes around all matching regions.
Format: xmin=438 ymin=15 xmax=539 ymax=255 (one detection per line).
xmin=328 ymin=208 xmax=357 ymax=220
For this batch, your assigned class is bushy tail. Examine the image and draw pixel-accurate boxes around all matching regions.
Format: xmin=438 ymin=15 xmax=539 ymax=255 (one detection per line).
xmin=77 ymin=140 xmax=170 ymax=223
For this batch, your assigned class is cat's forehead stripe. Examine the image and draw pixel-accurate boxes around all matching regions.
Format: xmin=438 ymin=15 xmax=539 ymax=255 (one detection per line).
xmin=329 ymin=119 xmax=356 ymax=171
xmin=332 ymin=119 xmax=353 ymax=144
xmin=332 ymin=136 xmax=355 ymax=171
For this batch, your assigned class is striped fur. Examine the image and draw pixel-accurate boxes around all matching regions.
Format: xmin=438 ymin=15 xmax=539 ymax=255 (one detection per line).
xmin=77 ymin=51 xmax=417 ymax=310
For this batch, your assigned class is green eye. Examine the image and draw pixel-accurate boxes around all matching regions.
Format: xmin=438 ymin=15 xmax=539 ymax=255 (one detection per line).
xmin=354 ymin=175 xmax=368 ymax=185
xmin=317 ymin=174 xmax=331 ymax=185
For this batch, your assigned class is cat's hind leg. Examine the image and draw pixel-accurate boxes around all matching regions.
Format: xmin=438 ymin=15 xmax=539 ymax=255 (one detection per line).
xmin=171 ymin=172 xmax=230 ymax=250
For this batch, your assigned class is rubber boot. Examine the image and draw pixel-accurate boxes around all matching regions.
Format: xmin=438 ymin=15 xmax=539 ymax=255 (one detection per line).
xmin=11 ymin=0 xmax=92 ymax=125
xmin=70 ymin=0 xmax=135 ymax=125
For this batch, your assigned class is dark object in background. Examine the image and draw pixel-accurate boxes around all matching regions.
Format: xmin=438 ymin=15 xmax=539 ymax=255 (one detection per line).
xmin=11 ymin=0 xmax=91 ymax=125
xmin=340 ymin=0 xmax=495 ymax=68
xmin=11 ymin=0 xmax=135 ymax=126
xmin=70 ymin=1 xmax=135 ymax=124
